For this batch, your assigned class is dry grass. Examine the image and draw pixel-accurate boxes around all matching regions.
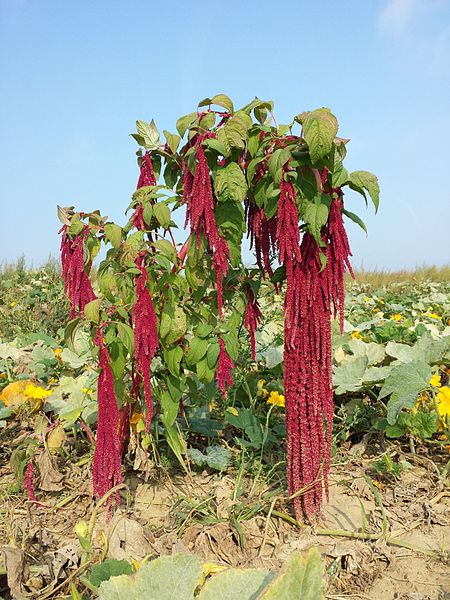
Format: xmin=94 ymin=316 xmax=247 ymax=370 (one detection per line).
xmin=346 ymin=264 xmax=450 ymax=289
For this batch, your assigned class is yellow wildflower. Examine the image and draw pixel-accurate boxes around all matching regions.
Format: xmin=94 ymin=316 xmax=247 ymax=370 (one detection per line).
xmin=373 ymin=307 xmax=380 ymax=313
xmin=413 ymin=391 xmax=429 ymax=414
xmin=49 ymin=376 xmax=59 ymax=384
xmin=227 ymin=406 xmax=239 ymax=417
xmin=23 ymin=384 xmax=53 ymax=400
xmin=198 ymin=563 xmax=226 ymax=586
xmin=351 ymin=331 xmax=363 ymax=339
xmin=82 ymin=387 xmax=93 ymax=396
xmin=130 ymin=412 xmax=144 ymax=428
xmin=429 ymin=374 xmax=442 ymax=388
xmin=428 ymin=313 xmax=441 ymax=320
xmin=257 ymin=379 xmax=269 ymax=398
xmin=267 ymin=391 xmax=285 ymax=408
xmin=54 ymin=348 xmax=63 ymax=364
xmin=10 ymin=301 xmax=16 ymax=308
xmin=390 ymin=314 xmax=402 ymax=322
xmin=436 ymin=386 xmax=450 ymax=421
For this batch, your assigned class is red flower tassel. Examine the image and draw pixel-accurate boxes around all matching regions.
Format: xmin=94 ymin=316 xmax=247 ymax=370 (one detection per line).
xmin=243 ymin=286 xmax=262 ymax=360
xmin=60 ymin=225 xmax=96 ymax=319
xmin=92 ymin=328 xmax=123 ymax=505
xmin=132 ymin=253 xmax=159 ymax=431
xmin=215 ymin=339 xmax=234 ymax=398
xmin=132 ymin=152 xmax=157 ymax=230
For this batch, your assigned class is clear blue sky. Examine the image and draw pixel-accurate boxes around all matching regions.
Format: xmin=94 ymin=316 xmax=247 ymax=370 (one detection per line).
xmin=1 ymin=0 xmax=449 ymax=270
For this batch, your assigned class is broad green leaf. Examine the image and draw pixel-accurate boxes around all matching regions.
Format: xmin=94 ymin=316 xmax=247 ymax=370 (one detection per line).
xmin=349 ymin=171 xmax=380 ymax=212
xmin=333 ymin=355 xmax=369 ymax=394
xmin=207 ymin=342 xmax=220 ymax=368
xmin=104 ymin=223 xmax=123 ymax=248
xmin=347 ymin=338 xmax=385 ymax=365
xmin=221 ymin=113 xmax=250 ymax=150
xmin=160 ymin=390 xmax=179 ymax=427
xmin=164 ymin=346 xmax=183 ymax=377
xmin=84 ymin=298 xmax=102 ymax=324
xmin=302 ymin=108 xmax=338 ymax=165
xmin=136 ymin=119 xmax=161 ymax=149
xmin=267 ymin=148 xmax=290 ymax=182
xmin=214 ymin=163 xmax=248 ymax=203
xmin=199 ymin=112 xmax=216 ymax=130
xmin=225 ymin=408 xmax=264 ymax=448
xmin=196 ymin=323 xmax=213 ymax=338
xmin=198 ymin=568 xmax=273 ymax=600
xmin=154 ymin=239 xmax=177 ymax=263
xmin=197 ymin=356 xmax=215 ymax=383
xmin=98 ymin=554 xmax=201 ymax=600
xmin=160 ymin=304 xmax=187 ymax=345
xmin=261 ymin=549 xmax=324 ymax=600
xmin=211 ymin=93 xmax=234 ymax=113
xmin=153 ymin=203 xmax=171 ymax=228
xmin=379 ymin=361 xmax=432 ymax=424
xmin=176 ymin=112 xmax=197 ymax=137
xmin=117 ymin=322 xmax=135 ymax=356
xmin=90 ymin=559 xmax=133 ymax=587
xmin=303 ymin=202 xmax=328 ymax=244
xmin=331 ymin=165 xmax=348 ymax=188
xmin=163 ymin=130 xmax=181 ymax=153
xmin=186 ymin=337 xmax=208 ymax=365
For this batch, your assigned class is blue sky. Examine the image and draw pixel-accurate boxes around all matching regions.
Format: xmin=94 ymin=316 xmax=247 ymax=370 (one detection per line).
xmin=1 ymin=0 xmax=449 ymax=270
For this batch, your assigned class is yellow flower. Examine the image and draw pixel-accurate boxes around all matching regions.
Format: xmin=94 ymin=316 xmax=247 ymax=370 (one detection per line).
xmin=436 ymin=386 xmax=450 ymax=420
xmin=10 ymin=301 xmax=16 ymax=308
xmin=267 ymin=391 xmax=285 ymax=408
xmin=413 ymin=391 xmax=429 ymax=414
xmin=373 ymin=308 xmax=380 ymax=313
xmin=130 ymin=412 xmax=144 ymax=428
xmin=49 ymin=376 xmax=59 ymax=384
xmin=54 ymin=348 xmax=63 ymax=357
xmin=82 ymin=387 xmax=93 ymax=396
xmin=428 ymin=313 xmax=441 ymax=320
xmin=429 ymin=374 xmax=442 ymax=388
xmin=23 ymin=384 xmax=53 ymax=400
xmin=227 ymin=407 xmax=239 ymax=417
xmin=390 ymin=314 xmax=402 ymax=322
xmin=257 ymin=379 xmax=269 ymax=398
xmin=351 ymin=331 xmax=363 ymax=339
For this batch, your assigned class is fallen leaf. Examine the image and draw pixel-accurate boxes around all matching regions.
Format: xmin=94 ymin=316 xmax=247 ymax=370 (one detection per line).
xmin=36 ymin=451 xmax=64 ymax=491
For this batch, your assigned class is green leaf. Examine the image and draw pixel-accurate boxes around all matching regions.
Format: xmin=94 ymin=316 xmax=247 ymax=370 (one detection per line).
xmin=333 ymin=355 xmax=369 ymax=394
xmin=136 ymin=119 xmax=161 ymax=149
xmin=267 ymin=148 xmax=290 ymax=182
xmin=342 ymin=208 xmax=367 ymax=235
xmin=198 ymin=568 xmax=273 ymax=600
xmin=154 ymin=239 xmax=177 ymax=263
xmin=196 ymin=323 xmax=213 ymax=338
xmin=90 ymin=559 xmax=133 ymax=588
xmin=160 ymin=304 xmax=187 ymax=345
xmin=379 ymin=361 xmax=432 ymax=425
xmin=302 ymin=108 xmax=338 ymax=165
xmin=98 ymin=554 xmax=202 ymax=600
xmin=211 ymin=93 xmax=234 ymax=113
xmin=302 ymin=202 xmax=328 ymax=244
xmin=207 ymin=342 xmax=220 ymax=368
xmin=197 ymin=357 xmax=215 ymax=383
xmin=214 ymin=163 xmax=248 ymax=203
xmin=84 ymin=298 xmax=102 ymax=324
xmin=204 ymin=138 xmax=227 ymax=155
xmin=176 ymin=112 xmax=197 ymax=137
xmin=225 ymin=408 xmax=264 ymax=448
xmin=153 ymin=203 xmax=171 ymax=228
xmin=260 ymin=549 xmax=324 ymax=600
xmin=349 ymin=171 xmax=380 ymax=212
xmin=164 ymin=346 xmax=183 ymax=377
xmin=199 ymin=112 xmax=216 ymax=130
xmin=117 ymin=322 xmax=135 ymax=356
xmin=186 ymin=337 xmax=208 ymax=365
xmin=64 ymin=318 xmax=83 ymax=353
xmin=221 ymin=113 xmax=250 ymax=150
xmin=331 ymin=165 xmax=348 ymax=188
xmin=160 ymin=390 xmax=179 ymax=427
xmin=163 ymin=130 xmax=181 ymax=154
xmin=104 ymin=223 xmax=123 ymax=249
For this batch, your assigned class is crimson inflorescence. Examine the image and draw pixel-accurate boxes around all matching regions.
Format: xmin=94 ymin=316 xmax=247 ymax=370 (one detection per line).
xmin=132 ymin=253 xmax=159 ymax=431
xmin=23 ymin=460 xmax=37 ymax=503
xmin=92 ymin=328 xmax=123 ymax=505
xmin=243 ymin=285 xmax=262 ymax=360
xmin=132 ymin=152 xmax=157 ymax=230
xmin=272 ymin=162 xmax=354 ymax=519
xmin=215 ymin=339 xmax=235 ymax=398
xmin=60 ymin=225 xmax=96 ymax=319
xmin=183 ymin=142 xmax=231 ymax=317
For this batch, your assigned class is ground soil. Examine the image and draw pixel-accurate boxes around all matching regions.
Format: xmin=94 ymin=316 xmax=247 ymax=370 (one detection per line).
xmin=0 ymin=435 xmax=449 ymax=599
